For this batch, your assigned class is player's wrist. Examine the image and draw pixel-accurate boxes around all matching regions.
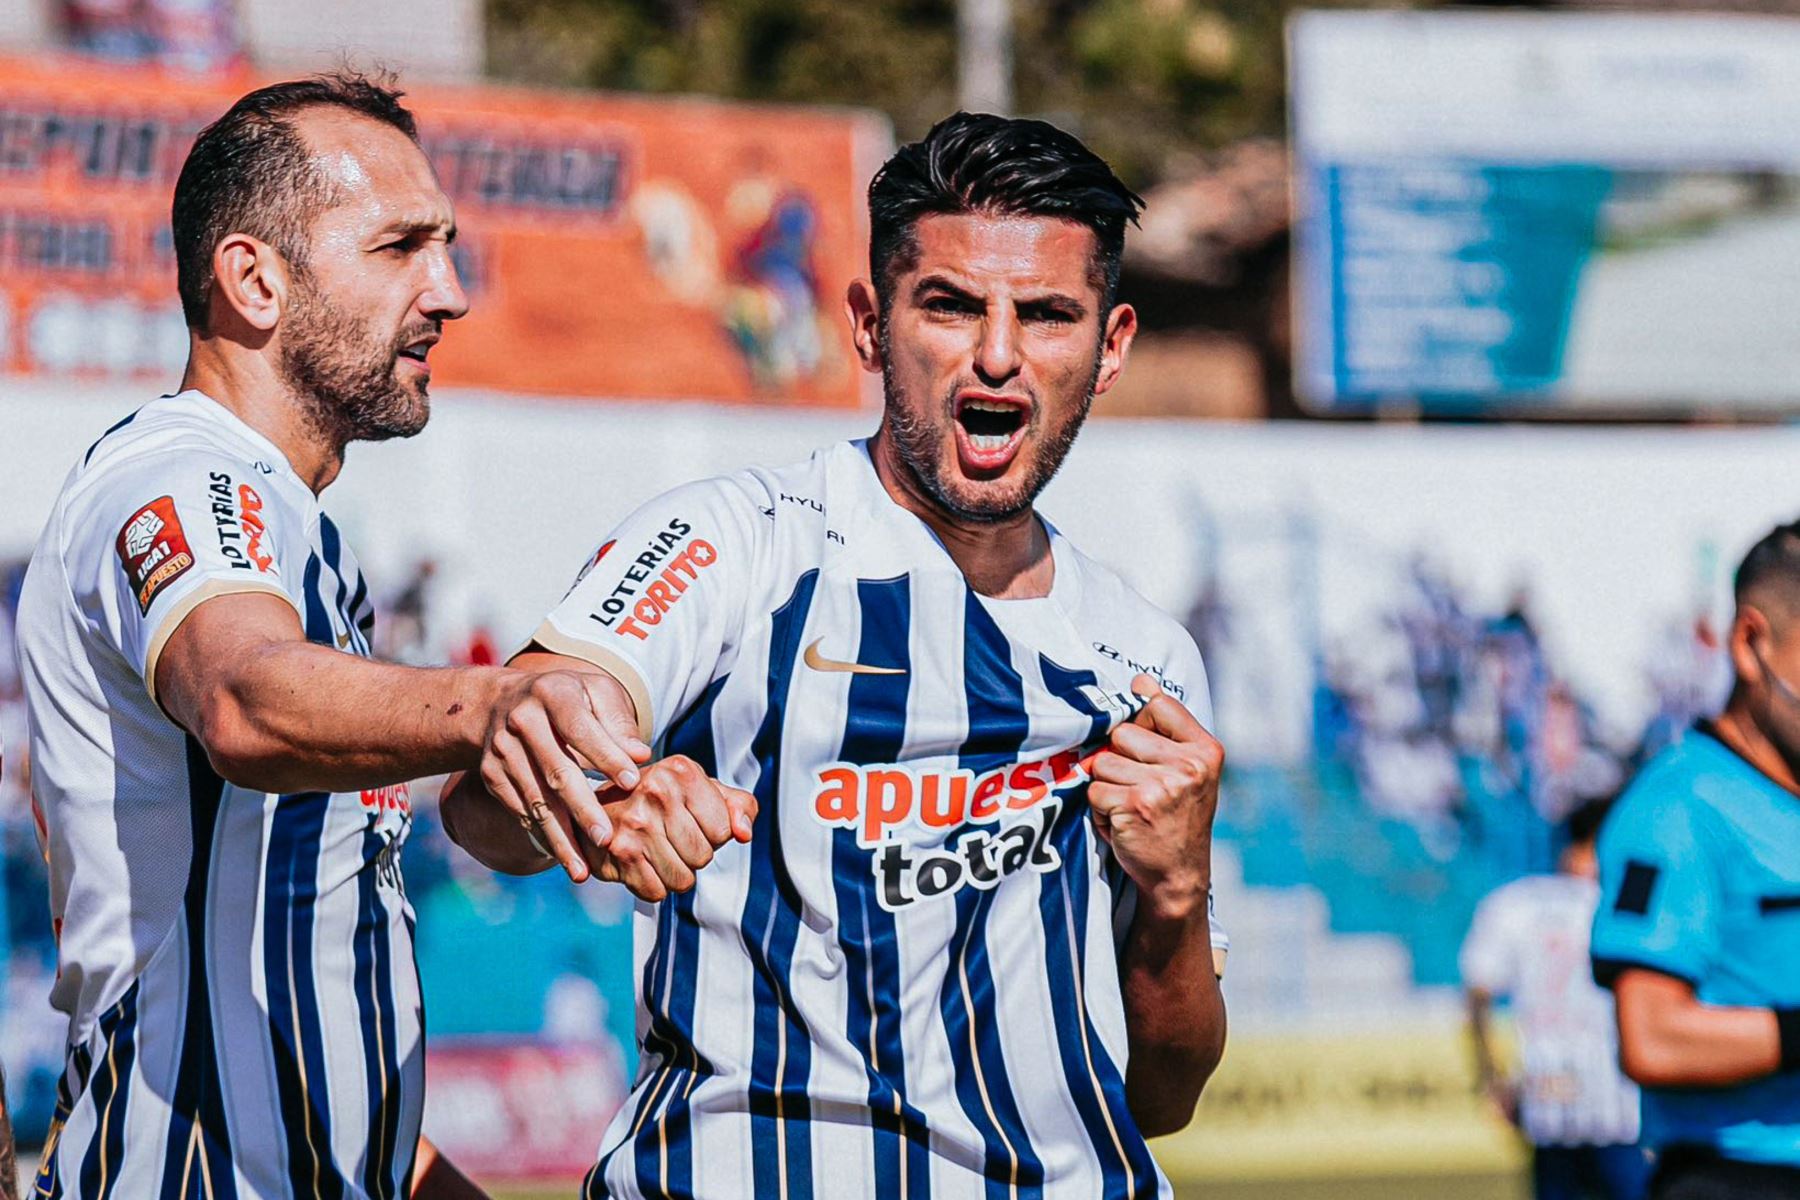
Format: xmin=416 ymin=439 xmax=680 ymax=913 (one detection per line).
xmin=1138 ymin=873 xmax=1212 ymax=926
xmin=457 ymin=666 xmax=513 ymax=755
xmin=1777 ymin=1007 xmax=1800 ymax=1072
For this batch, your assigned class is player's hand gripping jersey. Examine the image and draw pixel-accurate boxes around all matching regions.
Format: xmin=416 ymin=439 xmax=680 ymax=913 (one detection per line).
xmin=537 ymin=441 xmax=1227 ymax=1200
xmin=17 ymin=392 xmax=421 ymax=1199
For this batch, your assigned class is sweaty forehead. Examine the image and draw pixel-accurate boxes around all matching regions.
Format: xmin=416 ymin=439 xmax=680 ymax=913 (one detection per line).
xmin=289 ymin=107 xmax=448 ymax=225
xmin=904 ymin=212 xmax=1102 ymax=296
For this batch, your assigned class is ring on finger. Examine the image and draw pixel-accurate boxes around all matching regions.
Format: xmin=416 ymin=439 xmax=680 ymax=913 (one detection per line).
xmin=519 ymin=808 xmax=554 ymax=858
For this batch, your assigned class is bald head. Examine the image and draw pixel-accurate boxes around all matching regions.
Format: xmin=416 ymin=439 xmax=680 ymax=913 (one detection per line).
xmin=172 ymin=70 xmax=420 ymax=329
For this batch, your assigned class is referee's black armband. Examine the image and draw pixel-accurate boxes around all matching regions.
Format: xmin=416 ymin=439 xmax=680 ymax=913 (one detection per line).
xmin=1778 ymin=1008 xmax=1800 ymax=1072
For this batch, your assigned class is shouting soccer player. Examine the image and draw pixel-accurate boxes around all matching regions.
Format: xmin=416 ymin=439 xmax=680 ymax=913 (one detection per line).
xmin=16 ymin=73 xmax=736 ymax=1199
xmin=447 ymin=112 xmax=1230 ymax=1197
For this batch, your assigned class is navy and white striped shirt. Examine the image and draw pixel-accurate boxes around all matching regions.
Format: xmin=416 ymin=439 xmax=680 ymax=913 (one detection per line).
xmin=536 ymin=440 xmax=1228 ymax=1199
xmin=18 ymin=390 xmax=422 ymax=1199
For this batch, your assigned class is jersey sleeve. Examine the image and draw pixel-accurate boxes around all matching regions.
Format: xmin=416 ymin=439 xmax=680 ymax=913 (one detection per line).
xmin=531 ymin=475 xmax=768 ymax=745
xmin=1155 ymin=625 xmax=1214 ymax=731
xmin=71 ymin=447 xmax=297 ymax=700
xmin=1590 ymin=784 xmax=1721 ymax=990
xmin=1108 ymin=625 xmax=1230 ymax=974
xmin=1460 ymin=887 xmax=1519 ymax=995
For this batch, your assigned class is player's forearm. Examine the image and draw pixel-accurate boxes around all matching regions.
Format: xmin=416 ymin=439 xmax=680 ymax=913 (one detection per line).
xmin=1121 ymin=905 xmax=1227 ymax=1137
xmin=1465 ymin=990 xmax=1502 ymax=1086
xmin=1615 ymin=970 xmax=1783 ymax=1087
xmin=195 ymin=645 xmax=505 ymax=791
xmin=439 ymin=770 xmax=557 ymax=875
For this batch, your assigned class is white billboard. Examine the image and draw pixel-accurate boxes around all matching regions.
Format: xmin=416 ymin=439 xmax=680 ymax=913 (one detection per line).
xmin=1290 ymin=10 xmax=1800 ymax=415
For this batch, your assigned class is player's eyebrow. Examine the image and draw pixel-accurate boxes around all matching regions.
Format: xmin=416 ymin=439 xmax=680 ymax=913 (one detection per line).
xmin=911 ymin=274 xmax=983 ymax=303
xmin=374 ymin=216 xmax=457 ymax=244
xmin=911 ymin=273 xmax=1087 ymax=318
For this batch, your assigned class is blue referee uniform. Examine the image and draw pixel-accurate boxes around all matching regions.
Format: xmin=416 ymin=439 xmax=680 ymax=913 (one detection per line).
xmin=1591 ymin=724 xmax=1800 ymax=1171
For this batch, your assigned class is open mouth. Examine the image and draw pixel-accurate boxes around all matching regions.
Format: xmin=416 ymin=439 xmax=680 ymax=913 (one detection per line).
xmin=397 ymin=334 xmax=438 ymax=367
xmin=953 ymin=394 xmax=1031 ymax=472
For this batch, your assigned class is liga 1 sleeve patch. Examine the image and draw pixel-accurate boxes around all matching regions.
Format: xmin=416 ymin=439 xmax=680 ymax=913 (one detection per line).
xmin=116 ymin=496 xmax=195 ymax=615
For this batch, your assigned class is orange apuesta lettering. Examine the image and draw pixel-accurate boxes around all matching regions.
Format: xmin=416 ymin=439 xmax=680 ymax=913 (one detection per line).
xmin=615 ymin=538 xmax=719 ymax=640
xmin=812 ymin=748 xmax=1086 ymax=846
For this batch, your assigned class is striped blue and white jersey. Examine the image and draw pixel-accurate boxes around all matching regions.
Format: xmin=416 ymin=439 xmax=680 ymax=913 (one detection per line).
xmin=536 ymin=439 xmax=1228 ymax=1200
xmin=17 ymin=390 xmax=423 ymax=1200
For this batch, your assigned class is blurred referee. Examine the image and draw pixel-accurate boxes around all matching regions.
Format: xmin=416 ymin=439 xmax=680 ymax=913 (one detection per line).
xmin=1592 ymin=520 xmax=1800 ymax=1199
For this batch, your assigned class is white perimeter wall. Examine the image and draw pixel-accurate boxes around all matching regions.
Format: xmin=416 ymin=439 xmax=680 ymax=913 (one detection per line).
xmin=7 ymin=377 xmax=1799 ymax=758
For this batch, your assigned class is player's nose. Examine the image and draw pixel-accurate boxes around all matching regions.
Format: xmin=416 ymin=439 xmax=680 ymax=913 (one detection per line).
xmin=973 ymin=306 xmax=1022 ymax=384
xmin=422 ymin=250 xmax=470 ymax=322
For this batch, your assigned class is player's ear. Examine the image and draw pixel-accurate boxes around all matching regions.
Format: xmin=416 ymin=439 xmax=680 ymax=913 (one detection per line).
xmin=211 ymin=232 xmax=288 ymax=335
xmin=846 ymin=278 xmax=883 ymax=373
xmin=1092 ymin=302 xmax=1138 ymax=398
xmin=1730 ymin=604 xmax=1771 ymax=685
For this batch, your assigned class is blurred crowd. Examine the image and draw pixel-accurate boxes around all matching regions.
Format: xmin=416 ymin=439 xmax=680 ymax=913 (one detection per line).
xmin=1310 ymin=559 xmax=1727 ymax=864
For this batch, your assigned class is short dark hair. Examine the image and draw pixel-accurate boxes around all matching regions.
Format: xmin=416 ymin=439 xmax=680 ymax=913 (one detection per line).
xmin=866 ymin=111 xmax=1144 ymax=309
xmin=172 ymin=69 xmax=418 ymax=328
xmin=1735 ymin=519 xmax=1800 ymax=617
xmin=1565 ymin=796 xmax=1612 ymax=848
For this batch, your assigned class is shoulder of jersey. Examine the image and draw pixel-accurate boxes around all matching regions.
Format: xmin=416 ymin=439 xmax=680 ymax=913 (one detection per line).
xmin=73 ymin=395 xmax=270 ymax=485
xmin=1059 ymin=534 xmax=1193 ymax=646
xmin=1620 ymin=735 xmax=1719 ymax=810
xmin=1503 ymin=872 xmax=1576 ymax=908
xmin=723 ymin=441 xmax=851 ymax=534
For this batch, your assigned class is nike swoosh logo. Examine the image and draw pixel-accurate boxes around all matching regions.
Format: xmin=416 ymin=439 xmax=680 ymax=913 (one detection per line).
xmin=802 ymin=638 xmax=905 ymax=676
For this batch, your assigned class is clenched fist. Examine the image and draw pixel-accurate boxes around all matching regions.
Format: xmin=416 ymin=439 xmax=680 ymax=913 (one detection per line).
xmin=583 ymin=755 xmax=758 ymax=902
xmin=1087 ymin=674 xmax=1223 ymax=923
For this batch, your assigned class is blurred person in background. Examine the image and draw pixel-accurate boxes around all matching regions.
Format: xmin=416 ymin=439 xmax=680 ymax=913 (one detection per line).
xmin=1462 ymin=797 xmax=1648 ymax=1200
xmin=1592 ymin=519 xmax=1800 ymax=1200
xmin=13 ymin=70 xmax=691 ymax=1199
xmin=445 ymin=111 xmax=1229 ymax=1199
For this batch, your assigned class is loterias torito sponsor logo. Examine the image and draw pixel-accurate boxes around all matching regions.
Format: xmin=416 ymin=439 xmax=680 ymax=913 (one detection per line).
xmin=584 ymin=516 xmax=719 ymax=641
xmin=206 ymin=472 xmax=277 ymax=575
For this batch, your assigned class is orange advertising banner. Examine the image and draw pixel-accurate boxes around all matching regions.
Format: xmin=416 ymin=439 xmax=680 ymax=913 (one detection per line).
xmin=0 ymin=55 xmax=890 ymax=406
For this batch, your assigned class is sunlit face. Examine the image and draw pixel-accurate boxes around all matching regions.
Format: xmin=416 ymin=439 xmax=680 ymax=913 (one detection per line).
xmin=278 ymin=109 xmax=467 ymax=444
xmin=857 ymin=212 xmax=1135 ymax=524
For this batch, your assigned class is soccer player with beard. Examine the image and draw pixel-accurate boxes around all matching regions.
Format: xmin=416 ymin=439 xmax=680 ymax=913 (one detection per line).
xmin=17 ymin=73 xmax=751 ymax=1199
xmin=446 ymin=112 xmax=1230 ymax=1198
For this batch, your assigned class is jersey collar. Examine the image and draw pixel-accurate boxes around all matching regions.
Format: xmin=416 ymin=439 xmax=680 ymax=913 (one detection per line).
xmin=844 ymin=439 xmax=1077 ymax=609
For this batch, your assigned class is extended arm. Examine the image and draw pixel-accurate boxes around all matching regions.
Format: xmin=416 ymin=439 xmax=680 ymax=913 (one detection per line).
xmin=1613 ymin=968 xmax=1785 ymax=1088
xmin=156 ymin=592 xmax=503 ymax=791
xmin=157 ymin=594 xmax=652 ymax=882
